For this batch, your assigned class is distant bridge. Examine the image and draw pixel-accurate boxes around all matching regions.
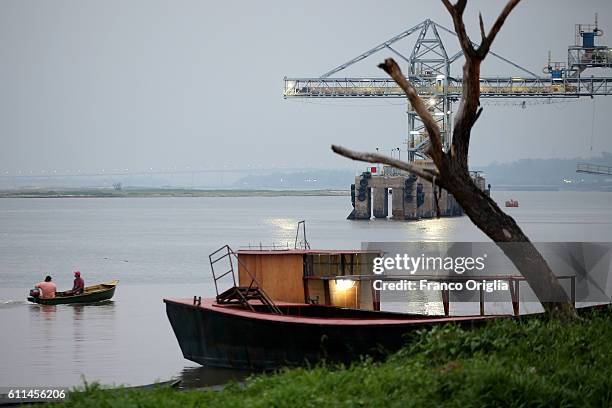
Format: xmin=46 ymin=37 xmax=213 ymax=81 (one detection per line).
xmin=0 ymin=168 xmax=316 ymax=179
xmin=576 ymin=163 xmax=612 ymax=175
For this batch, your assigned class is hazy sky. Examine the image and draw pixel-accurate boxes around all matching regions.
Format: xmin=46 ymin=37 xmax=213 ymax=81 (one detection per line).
xmin=1 ymin=0 xmax=611 ymax=173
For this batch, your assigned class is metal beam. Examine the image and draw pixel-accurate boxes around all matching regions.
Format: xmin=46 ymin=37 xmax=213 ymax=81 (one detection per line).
xmin=320 ymin=21 xmax=426 ymax=78
xmin=284 ymin=76 xmax=612 ymax=98
xmin=432 ymin=22 xmax=542 ymax=78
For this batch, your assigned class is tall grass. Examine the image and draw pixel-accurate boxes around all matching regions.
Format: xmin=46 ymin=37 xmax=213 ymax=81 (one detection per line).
xmin=47 ymin=307 xmax=612 ymax=407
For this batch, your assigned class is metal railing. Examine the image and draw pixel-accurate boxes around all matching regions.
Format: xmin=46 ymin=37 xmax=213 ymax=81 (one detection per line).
xmin=209 ymin=245 xmax=282 ymax=314
xmin=294 ymin=220 xmax=310 ymax=250
xmin=305 ymin=274 xmax=576 ymax=317
xmin=240 ymin=242 xmax=292 ymax=250
xmin=238 ymin=221 xmax=311 ymax=251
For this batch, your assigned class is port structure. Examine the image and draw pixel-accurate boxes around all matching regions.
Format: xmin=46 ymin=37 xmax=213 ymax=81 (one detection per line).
xmin=284 ymin=17 xmax=612 ymax=220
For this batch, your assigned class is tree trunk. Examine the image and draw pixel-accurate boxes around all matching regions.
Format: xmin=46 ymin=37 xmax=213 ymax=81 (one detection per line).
xmin=332 ymin=0 xmax=575 ymax=316
xmin=444 ymin=171 xmax=571 ymax=313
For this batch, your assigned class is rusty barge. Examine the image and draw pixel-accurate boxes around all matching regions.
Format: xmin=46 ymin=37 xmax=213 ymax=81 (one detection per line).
xmin=164 ymin=297 xmax=494 ymax=370
xmin=164 ymin=237 xmax=503 ymax=370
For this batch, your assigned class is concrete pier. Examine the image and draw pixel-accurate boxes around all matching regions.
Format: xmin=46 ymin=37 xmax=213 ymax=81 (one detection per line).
xmin=351 ymin=177 xmax=372 ymax=220
xmin=373 ymin=188 xmax=388 ymax=218
xmin=391 ymin=187 xmax=404 ymax=219
xmin=403 ymin=177 xmax=418 ymax=220
xmin=348 ymin=163 xmax=485 ymax=221
xmin=421 ymin=181 xmax=434 ymax=218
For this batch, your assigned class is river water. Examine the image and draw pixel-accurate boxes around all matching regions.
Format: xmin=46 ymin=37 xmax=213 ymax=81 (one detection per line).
xmin=1 ymin=192 xmax=611 ymax=388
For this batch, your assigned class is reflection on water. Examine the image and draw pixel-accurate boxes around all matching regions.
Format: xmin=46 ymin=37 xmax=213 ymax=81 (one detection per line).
xmin=38 ymin=304 xmax=57 ymax=318
xmin=0 ymin=284 xmax=212 ymax=388
xmin=177 ymin=366 xmax=257 ymax=390
xmin=24 ymin=301 xmax=117 ymax=384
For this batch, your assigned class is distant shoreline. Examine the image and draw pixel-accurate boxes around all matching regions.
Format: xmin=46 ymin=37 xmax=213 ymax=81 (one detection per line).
xmin=2 ymin=187 xmax=610 ymax=198
xmin=0 ymin=188 xmax=350 ymax=198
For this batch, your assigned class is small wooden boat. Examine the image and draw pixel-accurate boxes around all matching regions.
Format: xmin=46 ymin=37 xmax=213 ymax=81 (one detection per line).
xmin=28 ymin=280 xmax=118 ymax=305
xmin=505 ymin=199 xmax=519 ymax=207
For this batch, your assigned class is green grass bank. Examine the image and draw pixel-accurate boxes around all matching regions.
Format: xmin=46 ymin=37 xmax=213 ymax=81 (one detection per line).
xmin=47 ymin=308 xmax=612 ymax=407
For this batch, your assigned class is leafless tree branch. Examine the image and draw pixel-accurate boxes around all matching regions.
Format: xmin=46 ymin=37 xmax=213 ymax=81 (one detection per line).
xmin=450 ymin=0 xmax=521 ymax=170
xmin=478 ymin=0 xmax=521 ymax=57
xmin=442 ymin=0 xmax=476 ymax=57
xmin=377 ymin=59 xmax=447 ymax=171
xmin=479 ymin=13 xmax=486 ymax=42
xmin=330 ymin=0 xmax=573 ymax=315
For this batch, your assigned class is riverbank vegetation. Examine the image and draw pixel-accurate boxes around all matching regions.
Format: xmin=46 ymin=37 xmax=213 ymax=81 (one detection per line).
xmin=48 ymin=307 xmax=612 ymax=407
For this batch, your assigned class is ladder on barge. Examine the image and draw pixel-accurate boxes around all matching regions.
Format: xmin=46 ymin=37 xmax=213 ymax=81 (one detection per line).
xmin=209 ymin=245 xmax=282 ymax=315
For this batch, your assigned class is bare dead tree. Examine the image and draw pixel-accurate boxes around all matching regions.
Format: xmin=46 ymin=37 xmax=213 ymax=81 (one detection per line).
xmin=332 ymin=0 xmax=574 ymax=315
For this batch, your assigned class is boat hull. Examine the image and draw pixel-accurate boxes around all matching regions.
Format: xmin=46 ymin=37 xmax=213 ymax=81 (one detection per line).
xmin=164 ymin=299 xmax=495 ymax=370
xmin=28 ymin=281 xmax=117 ymax=305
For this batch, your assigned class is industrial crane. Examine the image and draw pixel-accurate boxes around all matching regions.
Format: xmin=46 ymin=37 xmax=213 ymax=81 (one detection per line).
xmin=284 ymin=16 xmax=612 ymax=163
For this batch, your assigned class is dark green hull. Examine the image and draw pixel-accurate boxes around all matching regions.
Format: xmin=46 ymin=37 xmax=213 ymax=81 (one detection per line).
xmin=28 ymin=283 xmax=117 ymax=305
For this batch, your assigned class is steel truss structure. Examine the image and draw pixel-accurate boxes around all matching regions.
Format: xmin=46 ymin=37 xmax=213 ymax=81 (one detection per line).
xmin=284 ymin=18 xmax=612 ymax=161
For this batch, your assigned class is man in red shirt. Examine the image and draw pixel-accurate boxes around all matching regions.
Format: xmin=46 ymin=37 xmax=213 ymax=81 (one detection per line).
xmin=71 ymin=271 xmax=85 ymax=295
xmin=35 ymin=276 xmax=57 ymax=299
